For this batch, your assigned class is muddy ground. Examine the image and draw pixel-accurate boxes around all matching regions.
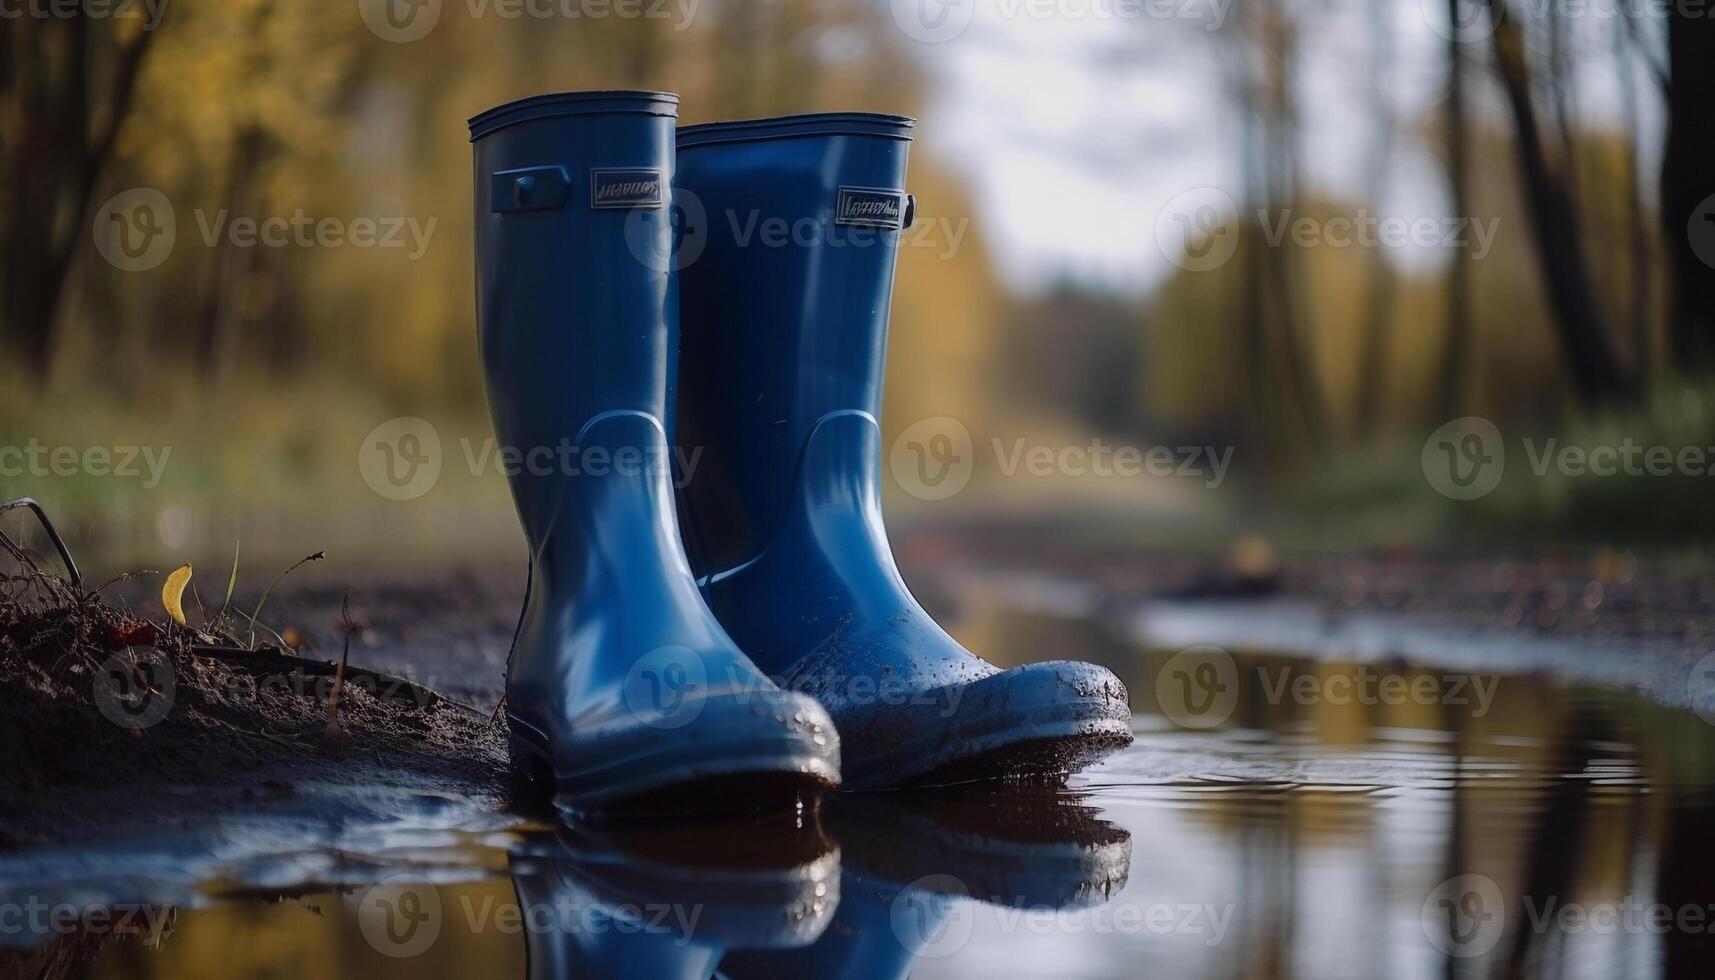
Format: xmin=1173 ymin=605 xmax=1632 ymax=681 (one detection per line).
xmin=4 ymin=523 xmax=1713 ymax=848
xmin=901 ymin=525 xmax=1714 ymax=649
xmin=0 ymin=564 xmax=511 ymax=848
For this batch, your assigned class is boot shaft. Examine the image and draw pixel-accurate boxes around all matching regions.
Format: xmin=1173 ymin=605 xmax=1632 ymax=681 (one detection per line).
xmin=470 ymin=91 xmax=681 ymax=573
xmin=673 ymin=113 xmax=915 ymax=576
xmin=471 ymin=91 xmax=681 ymax=454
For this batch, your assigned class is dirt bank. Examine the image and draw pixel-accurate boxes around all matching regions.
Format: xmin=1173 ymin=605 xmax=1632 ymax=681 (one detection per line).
xmin=0 ymin=559 xmax=508 ymax=846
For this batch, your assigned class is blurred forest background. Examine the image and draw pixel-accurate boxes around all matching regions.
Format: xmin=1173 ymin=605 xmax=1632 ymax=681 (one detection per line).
xmin=3 ymin=0 xmax=1715 ymax=569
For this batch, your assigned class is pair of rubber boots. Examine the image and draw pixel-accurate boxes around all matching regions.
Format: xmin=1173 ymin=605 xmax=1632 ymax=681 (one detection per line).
xmin=509 ymin=794 xmax=1132 ymax=979
xmin=471 ymin=91 xmax=1131 ymax=814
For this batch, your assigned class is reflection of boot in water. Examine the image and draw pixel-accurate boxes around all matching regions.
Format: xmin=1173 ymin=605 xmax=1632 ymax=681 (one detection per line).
xmin=510 ymin=811 xmax=840 ymax=980
xmin=717 ymin=790 xmax=1132 ymax=979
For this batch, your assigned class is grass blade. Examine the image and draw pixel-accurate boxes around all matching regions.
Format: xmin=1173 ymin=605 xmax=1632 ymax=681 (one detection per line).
xmin=220 ymin=540 xmax=240 ymax=620
xmin=246 ymin=550 xmax=325 ymax=647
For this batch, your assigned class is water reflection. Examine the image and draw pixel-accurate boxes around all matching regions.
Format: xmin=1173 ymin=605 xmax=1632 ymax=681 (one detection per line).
xmin=505 ymin=790 xmax=1130 ymax=980
xmin=718 ymin=791 xmax=1131 ymax=979
xmin=509 ymin=811 xmax=839 ymax=979
xmin=39 ymin=602 xmax=1715 ymax=978
xmin=952 ymin=599 xmax=1715 ymax=979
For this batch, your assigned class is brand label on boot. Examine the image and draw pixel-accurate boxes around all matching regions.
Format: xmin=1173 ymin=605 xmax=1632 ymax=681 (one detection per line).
xmin=590 ymin=169 xmax=665 ymax=210
xmin=835 ymin=186 xmax=906 ymax=229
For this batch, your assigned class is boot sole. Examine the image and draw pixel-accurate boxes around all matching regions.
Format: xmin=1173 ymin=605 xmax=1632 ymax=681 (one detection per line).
xmin=507 ymin=715 xmax=838 ymax=818
xmin=902 ymin=725 xmax=1134 ymax=790
xmin=833 ymin=661 xmax=1134 ymax=790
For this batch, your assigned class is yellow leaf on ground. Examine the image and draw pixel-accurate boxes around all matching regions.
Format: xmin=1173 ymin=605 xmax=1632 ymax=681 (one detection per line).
xmin=162 ymin=563 xmax=193 ymax=626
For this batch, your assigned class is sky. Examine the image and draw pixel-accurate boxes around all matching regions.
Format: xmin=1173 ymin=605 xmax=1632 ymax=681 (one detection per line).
xmin=895 ymin=0 xmax=1665 ymax=297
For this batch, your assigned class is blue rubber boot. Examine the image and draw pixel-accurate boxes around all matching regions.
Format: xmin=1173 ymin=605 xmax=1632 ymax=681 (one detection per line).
xmin=470 ymin=92 xmax=839 ymax=814
xmin=509 ymin=811 xmax=839 ymax=980
xmin=673 ymin=113 xmax=1132 ymax=789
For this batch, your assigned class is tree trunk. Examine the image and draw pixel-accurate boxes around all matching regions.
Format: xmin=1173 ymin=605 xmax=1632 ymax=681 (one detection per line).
xmin=1486 ymin=0 xmax=1637 ymax=404
xmin=1219 ymin=0 xmax=1277 ymax=458
xmin=1355 ymin=0 xmax=1398 ymax=437
xmin=0 ymin=17 xmax=154 ymax=377
xmin=1436 ymin=0 xmax=1473 ymax=419
xmin=1259 ymin=0 xmax=1327 ymax=452
xmin=1615 ymin=9 xmax=1652 ymax=378
xmin=1661 ymin=5 xmax=1715 ymax=371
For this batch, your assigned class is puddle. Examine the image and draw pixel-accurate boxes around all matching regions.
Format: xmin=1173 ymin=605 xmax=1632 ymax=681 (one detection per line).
xmin=9 ymin=604 xmax=1715 ymax=978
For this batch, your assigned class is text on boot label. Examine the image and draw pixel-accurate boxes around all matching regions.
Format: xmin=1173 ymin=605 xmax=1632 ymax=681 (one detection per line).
xmin=835 ymin=186 xmax=906 ymax=229
xmin=589 ymin=169 xmax=664 ymax=210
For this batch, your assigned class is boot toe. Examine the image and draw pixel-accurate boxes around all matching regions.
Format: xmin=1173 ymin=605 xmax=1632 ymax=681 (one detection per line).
xmin=547 ymin=688 xmax=841 ymax=814
xmin=830 ymin=660 xmax=1133 ymax=790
